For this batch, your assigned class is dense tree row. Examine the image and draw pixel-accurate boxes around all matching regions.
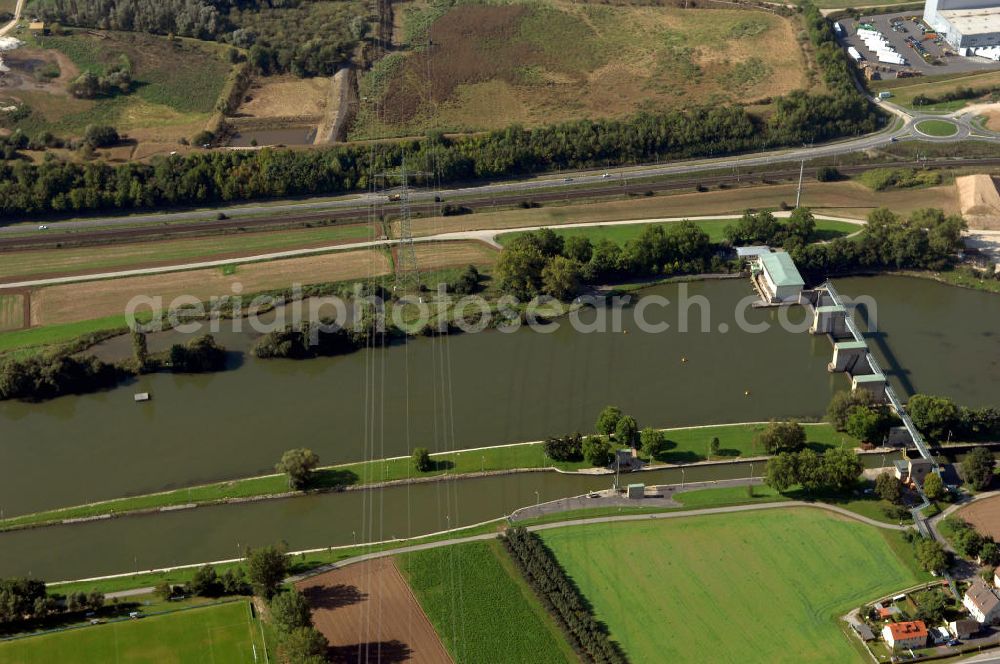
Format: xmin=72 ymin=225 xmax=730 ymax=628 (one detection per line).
xmin=913 ymin=85 xmax=1000 ymax=107
xmin=0 ymin=95 xmax=878 ymax=219
xmin=764 ymin=447 xmax=863 ymax=493
xmin=788 ymin=207 xmax=965 ymax=275
xmin=0 ymin=334 xmax=230 ymax=401
xmin=907 ymin=394 xmax=1000 ymax=444
xmin=35 ymin=0 xmax=364 ymax=76
xmin=251 ymin=321 xmax=388 ymax=359
xmin=502 ymin=528 xmax=627 ymax=664
xmin=0 ymin=355 xmax=123 ymax=402
xmin=0 ymin=578 xmax=104 ymax=625
xmin=944 ymin=517 xmax=1000 ymax=565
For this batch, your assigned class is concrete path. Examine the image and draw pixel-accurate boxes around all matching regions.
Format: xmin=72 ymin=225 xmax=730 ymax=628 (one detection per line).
xmin=0 ymin=0 xmax=25 ymax=38
xmin=0 ymin=212 xmax=865 ymax=289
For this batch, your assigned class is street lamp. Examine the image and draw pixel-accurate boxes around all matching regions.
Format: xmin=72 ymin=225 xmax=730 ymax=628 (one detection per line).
xmin=535 ymin=490 xmax=540 ymax=506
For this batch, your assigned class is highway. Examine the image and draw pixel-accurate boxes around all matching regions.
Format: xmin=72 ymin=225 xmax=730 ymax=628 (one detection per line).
xmin=1 ymin=99 xmax=997 ymax=239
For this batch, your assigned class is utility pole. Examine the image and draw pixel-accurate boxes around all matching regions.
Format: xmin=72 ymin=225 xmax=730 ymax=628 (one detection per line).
xmin=795 ymin=160 xmax=805 ymax=209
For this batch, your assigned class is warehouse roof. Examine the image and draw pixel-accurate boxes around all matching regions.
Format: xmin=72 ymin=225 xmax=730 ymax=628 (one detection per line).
xmin=939 ymin=8 xmax=1000 ymax=36
xmin=759 ymin=252 xmax=804 ymax=288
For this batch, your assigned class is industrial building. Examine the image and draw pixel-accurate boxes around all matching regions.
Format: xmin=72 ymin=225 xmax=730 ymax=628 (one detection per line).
xmin=749 ymin=251 xmax=805 ymax=303
xmin=924 ymin=0 xmax=1000 ymax=49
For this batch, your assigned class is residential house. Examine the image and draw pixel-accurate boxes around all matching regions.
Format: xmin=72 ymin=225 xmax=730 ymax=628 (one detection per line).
xmin=964 ymin=578 xmax=1000 ymax=624
xmin=949 ymin=618 xmax=980 ymax=639
xmin=882 ymin=620 xmax=929 ymax=649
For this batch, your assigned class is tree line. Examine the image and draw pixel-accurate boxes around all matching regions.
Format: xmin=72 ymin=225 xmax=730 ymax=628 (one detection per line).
xmin=502 ymin=528 xmax=627 ymax=664
xmin=0 ymin=98 xmax=879 ymax=219
xmin=0 ymin=578 xmax=104 ymax=626
xmin=0 ymin=333 xmax=228 ymax=402
xmin=907 ymin=394 xmax=1000 ymax=444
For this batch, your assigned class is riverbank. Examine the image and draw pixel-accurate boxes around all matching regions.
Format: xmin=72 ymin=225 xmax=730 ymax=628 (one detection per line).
xmin=0 ymin=422 xmax=855 ymax=533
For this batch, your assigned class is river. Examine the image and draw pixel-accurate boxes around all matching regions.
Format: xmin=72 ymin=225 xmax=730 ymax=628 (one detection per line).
xmin=0 ymin=275 xmax=996 ymax=579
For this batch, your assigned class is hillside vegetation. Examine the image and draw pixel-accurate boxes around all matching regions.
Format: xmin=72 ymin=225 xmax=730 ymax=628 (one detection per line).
xmin=354 ymin=0 xmax=810 ymax=137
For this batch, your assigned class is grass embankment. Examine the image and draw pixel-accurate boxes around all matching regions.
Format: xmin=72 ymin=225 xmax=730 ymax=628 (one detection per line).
xmin=397 ymin=540 xmax=577 ymax=664
xmin=540 ymin=509 xmax=930 ymax=663
xmin=0 ymin=600 xmax=265 ymax=663
xmin=0 ymin=224 xmax=373 ymax=281
xmin=497 ymin=218 xmax=859 ymax=247
xmin=0 ymin=423 xmax=849 ymax=532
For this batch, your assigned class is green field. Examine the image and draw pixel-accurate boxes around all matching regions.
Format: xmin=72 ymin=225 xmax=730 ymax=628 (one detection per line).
xmin=0 ymin=423 xmax=850 ymax=531
xmin=0 ymin=600 xmax=264 ymax=664
xmin=0 ymin=294 xmax=24 ymax=331
xmin=540 ymin=509 xmax=929 ymax=663
xmin=397 ymin=540 xmax=576 ymax=664
xmin=496 ymin=218 xmax=859 ymax=247
xmin=872 ymin=69 xmax=1000 ymax=112
xmin=914 ymin=119 xmax=959 ymax=137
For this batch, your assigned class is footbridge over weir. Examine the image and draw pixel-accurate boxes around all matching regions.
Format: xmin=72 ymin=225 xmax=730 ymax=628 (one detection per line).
xmin=802 ymin=282 xmax=934 ymax=466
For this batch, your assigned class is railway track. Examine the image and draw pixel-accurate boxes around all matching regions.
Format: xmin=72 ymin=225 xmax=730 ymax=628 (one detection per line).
xmin=0 ymin=158 xmax=997 ymax=251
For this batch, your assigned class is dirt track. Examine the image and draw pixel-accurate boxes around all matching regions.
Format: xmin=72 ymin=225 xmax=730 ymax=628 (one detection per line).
xmin=957 ymin=495 xmax=1000 ymax=542
xmin=296 ymin=557 xmax=452 ymax=664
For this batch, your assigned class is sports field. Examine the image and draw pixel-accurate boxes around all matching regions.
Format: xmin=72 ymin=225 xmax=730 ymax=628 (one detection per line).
xmin=540 ymin=508 xmax=929 ymax=663
xmin=397 ymin=540 xmax=576 ymax=664
xmin=0 ymin=600 xmax=265 ymax=664
xmin=497 ymin=218 xmax=859 ymax=247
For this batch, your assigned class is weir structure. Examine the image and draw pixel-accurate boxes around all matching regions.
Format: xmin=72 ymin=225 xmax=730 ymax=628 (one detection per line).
xmin=803 ymin=281 xmax=934 ymax=465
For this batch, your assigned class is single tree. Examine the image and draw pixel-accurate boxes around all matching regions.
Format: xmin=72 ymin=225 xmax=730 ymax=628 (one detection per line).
xmin=826 ymin=391 xmax=874 ymax=432
xmin=153 ymin=582 xmax=173 ymax=601
xmin=188 ymin=564 xmax=220 ymax=597
xmin=709 ymin=436 xmax=720 ymax=459
xmin=754 ymin=420 xmax=806 ymax=455
xmin=541 ymin=256 xmax=583 ymax=301
xmin=270 ymin=589 xmax=313 ymax=634
xmin=922 ymin=472 xmax=945 ymax=501
xmin=596 ymin=406 xmax=623 ymax=437
xmin=874 ymin=471 xmax=902 ymax=504
xmin=412 ymin=447 xmax=432 ymax=472
xmin=764 ymin=453 xmax=798 ymax=492
xmin=795 ymin=448 xmax=824 ymax=491
xmin=914 ymin=538 xmax=948 ymax=575
xmin=908 ymin=394 xmax=960 ymax=441
xmin=913 ymin=590 xmax=948 ymax=624
xmin=821 ymin=447 xmax=863 ymax=491
xmin=845 ymin=406 xmax=888 ymax=444
xmin=582 ymin=435 xmax=613 ymax=467
xmin=639 ymin=428 xmax=665 ymax=461
xmin=277 ymin=626 xmax=328 ymax=664
xmin=246 ymin=545 xmax=288 ymax=600
xmin=963 ymin=446 xmax=995 ymax=491
xmin=615 ymin=415 xmax=638 ymax=447
xmin=276 ymin=448 xmax=320 ymax=489
xmin=980 ymin=541 xmax=1000 ymax=566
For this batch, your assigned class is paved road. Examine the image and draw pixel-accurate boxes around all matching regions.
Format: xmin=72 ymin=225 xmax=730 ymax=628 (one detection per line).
xmin=2 ymin=100 xmax=996 ymax=237
xmin=0 ymin=212 xmax=864 ymax=289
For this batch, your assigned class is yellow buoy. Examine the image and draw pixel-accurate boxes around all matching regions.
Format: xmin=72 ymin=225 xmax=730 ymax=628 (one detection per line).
xmin=623 ymin=329 xmax=628 ymax=334
xmin=681 ymin=357 xmax=687 ymax=363
xmin=744 ymin=390 xmax=751 ymax=397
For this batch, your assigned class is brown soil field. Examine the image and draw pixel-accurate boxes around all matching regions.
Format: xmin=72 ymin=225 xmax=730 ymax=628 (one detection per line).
xmin=235 ymin=75 xmax=330 ymax=124
xmin=356 ymin=1 xmax=808 ymax=137
xmin=30 ymin=249 xmax=390 ymax=326
xmin=956 ymin=495 xmax=1000 ymax=542
xmin=296 ymin=557 xmax=452 ymax=664
xmin=986 ymin=110 xmax=1000 ymax=132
